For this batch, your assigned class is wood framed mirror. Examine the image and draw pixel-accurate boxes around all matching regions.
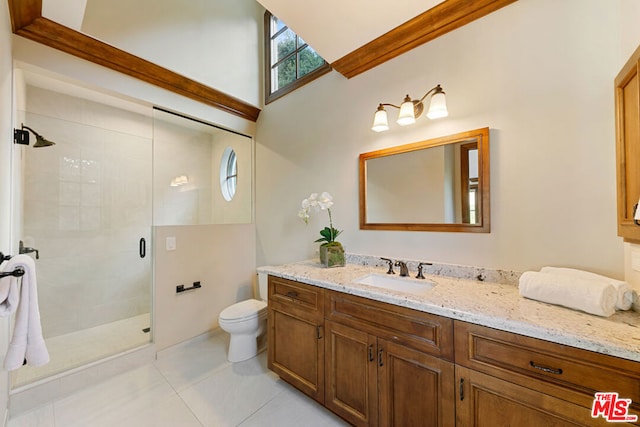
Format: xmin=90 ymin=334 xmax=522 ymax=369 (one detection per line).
xmin=359 ymin=127 xmax=490 ymax=232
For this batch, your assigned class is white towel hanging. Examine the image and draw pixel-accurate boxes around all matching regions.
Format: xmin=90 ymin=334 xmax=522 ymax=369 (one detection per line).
xmin=0 ymin=255 xmax=50 ymax=370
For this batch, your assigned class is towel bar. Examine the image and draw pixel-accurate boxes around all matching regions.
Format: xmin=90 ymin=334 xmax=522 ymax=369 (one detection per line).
xmin=0 ymin=267 xmax=25 ymax=278
xmin=176 ymin=281 xmax=202 ymax=293
xmin=0 ymin=252 xmax=25 ymax=278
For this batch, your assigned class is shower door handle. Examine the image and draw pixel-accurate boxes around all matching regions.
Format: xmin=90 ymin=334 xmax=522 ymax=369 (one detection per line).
xmin=139 ymin=238 xmax=146 ymax=258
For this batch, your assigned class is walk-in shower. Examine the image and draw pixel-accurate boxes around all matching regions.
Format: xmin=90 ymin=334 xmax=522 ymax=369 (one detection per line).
xmin=12 ymin=79 xmax=153 ymax=388
xmin=11 ymin=71 xmax=253 ymax=390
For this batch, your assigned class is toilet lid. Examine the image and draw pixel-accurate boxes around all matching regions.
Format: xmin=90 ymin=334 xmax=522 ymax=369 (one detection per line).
xmin=219 ymin=299 xmax=267 ymax=321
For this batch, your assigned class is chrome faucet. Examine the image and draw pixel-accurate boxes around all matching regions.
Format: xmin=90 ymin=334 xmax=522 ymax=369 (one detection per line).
xmin=394 ymin=260 xmax=409 ymax=277
xmin=19 ymin=240 xmax=39 ymax=259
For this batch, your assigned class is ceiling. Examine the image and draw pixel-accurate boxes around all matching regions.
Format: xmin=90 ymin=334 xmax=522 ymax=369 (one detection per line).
xmin=39 ymin=0 xmax=517 ymax=79
xmin=9 ymin=0 xmax=517 ymax=121
xmin=41 ymin=0 xmax=444 ymax=63
xmin=255 ymin=0 xmax=444 ymax=64
xmin=41 ymin=0 xmax=87 ymax=31
xmin=42 ymin=0 xmax=457 ymax=65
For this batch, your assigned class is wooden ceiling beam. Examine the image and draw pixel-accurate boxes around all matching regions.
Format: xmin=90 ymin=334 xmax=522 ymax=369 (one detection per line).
xmin=331 ymin=0 xmax=518 ymax=79
xmin=7 ymin=0 xmax=261 ymax=122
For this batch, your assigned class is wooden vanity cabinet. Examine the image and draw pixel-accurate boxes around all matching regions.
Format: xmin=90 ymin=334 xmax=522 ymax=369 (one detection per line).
xmin=267 ymin=276 xmax=325 ymax=403
xmin=267 ymin=275 xmax=640 ymax=426
xmin=455 ymin=321 xmax=640 ymax=426
xmin=325 ymin=290 xmax=456 ymax=427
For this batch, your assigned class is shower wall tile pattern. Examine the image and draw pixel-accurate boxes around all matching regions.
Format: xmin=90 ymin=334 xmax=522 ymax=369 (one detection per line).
xmin=22 ymin=86 xmax=153 ymax=338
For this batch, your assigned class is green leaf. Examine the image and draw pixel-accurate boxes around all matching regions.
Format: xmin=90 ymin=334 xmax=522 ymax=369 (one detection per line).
xmin=314 ymin=226 xmax=342 ymax=243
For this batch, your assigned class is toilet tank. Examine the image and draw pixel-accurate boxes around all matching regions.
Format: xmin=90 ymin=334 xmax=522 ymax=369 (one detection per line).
xmin=258 ymin=272 xmax=268 ymax=301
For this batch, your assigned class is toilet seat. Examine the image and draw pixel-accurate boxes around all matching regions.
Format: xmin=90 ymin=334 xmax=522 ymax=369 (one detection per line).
xmin=219 ymin=299 xmax=267 ymax=323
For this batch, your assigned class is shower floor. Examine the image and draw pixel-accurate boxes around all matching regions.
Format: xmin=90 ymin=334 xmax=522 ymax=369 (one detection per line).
xmin=12 ymin=313 xmax=151 ymax=388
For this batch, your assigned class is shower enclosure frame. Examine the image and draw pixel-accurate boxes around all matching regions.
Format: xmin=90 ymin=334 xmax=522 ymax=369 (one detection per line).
xmin=10 ymin=79 xmax=155 ymax=389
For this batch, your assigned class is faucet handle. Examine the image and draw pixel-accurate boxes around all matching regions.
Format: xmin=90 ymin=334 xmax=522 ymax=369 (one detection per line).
xmin=416 ymin=262 xmax=432 ymax=279
xmin=380 ymin=257 xmax=395 ymax=274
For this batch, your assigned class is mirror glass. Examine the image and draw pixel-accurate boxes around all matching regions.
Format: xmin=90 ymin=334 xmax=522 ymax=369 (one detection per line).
xmin=359 ymin=128 xmax=490 ymax=232
xmin=152 ymin=108 xmax=253 ymax=226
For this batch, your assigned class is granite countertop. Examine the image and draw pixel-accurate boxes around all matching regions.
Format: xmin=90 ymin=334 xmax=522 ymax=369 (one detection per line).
xmin=258 ymin=259 xmax=640 ymax=363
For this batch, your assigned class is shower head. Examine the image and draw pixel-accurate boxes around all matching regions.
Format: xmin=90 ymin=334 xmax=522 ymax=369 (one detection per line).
xmin=18 ymin=124 xmax=56 ymax=147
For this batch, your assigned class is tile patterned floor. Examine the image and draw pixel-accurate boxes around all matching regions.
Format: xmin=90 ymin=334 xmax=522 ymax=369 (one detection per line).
xmin=7 ymin=331 xmax=348 ymax=427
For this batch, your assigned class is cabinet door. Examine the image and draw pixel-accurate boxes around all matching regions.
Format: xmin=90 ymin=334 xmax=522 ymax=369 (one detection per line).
xmin=325 ymin=320 xmax=378 ymax=427
xmin=268 ymin=306 xmax=324 ymax=403
xmin=378 ymin=338 xmax=455 ymax=427
xmin=455 ymin=366 xmax=617 ymax=427
xmin=454 ymin=321 xmax=640 ymax=417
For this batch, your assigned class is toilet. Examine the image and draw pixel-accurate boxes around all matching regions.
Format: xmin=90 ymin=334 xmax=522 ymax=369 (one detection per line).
xmin=218 ymin=272 xmax=268 ymax=362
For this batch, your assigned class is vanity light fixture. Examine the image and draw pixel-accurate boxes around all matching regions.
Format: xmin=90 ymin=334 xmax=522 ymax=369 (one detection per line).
xmin=371 ymin=84 xmax=448 ymax=132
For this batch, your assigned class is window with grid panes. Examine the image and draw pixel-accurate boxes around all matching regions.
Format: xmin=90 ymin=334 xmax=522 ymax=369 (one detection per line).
xmin=264 ymin=12 xmax=331 ymax=103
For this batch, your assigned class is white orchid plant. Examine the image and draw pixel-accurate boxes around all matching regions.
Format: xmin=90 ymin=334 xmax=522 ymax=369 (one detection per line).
xmin=298 ymin=192 xmax=343 ymax=246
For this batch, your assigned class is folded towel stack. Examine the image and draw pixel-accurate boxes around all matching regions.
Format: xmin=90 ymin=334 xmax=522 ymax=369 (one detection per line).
xmin=519 ymin=270 xmax=619 ymax=317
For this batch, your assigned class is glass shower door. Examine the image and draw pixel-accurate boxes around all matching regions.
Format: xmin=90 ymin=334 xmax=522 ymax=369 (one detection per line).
xmin=13 ymin=104 xmax=153 ymax=387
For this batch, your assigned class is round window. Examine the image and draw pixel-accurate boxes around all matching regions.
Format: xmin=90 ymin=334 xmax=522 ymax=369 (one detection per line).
xmin=220 ymin=147 xmax=237 ymax=201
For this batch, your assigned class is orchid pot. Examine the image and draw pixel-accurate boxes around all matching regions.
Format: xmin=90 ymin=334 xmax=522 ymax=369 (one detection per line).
xmin=320 ymin=242 xmax=345 ymax=268
xmin=298 ymin=192 xmax=345 ymax=268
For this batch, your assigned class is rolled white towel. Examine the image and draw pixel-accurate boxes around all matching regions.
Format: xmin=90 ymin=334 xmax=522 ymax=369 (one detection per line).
xmin=519 ymin=271 xmax=617 ymax=317
xmin=540 ymin=266 xmax=634 ymax=311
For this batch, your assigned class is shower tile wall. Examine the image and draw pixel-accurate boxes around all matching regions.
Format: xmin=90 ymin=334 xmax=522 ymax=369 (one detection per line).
xmin=151 ymin=110 xmax=254 ymax=226
xmin=22 ymin=86 xmax=153 ymax=338
xmin=152 ymin=119 xmax=214 ymax=225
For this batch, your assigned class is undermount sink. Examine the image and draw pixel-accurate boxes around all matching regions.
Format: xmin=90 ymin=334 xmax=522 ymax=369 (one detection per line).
xmin=355 ymin=274 xmax=436 ymax=295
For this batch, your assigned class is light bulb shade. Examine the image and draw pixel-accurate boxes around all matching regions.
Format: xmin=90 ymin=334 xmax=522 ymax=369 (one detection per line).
xmin=396 ymin=96 xmax=416 ymax=126
xmin=371 ymin=107 xmax=389 ymax=132
xmin=426 ymin=90 xmax=448 ymax=119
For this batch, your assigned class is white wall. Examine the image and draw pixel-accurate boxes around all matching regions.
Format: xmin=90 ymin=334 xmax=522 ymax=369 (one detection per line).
xmin=81 ymin=0 xmax=264 ymax=107
xmin=255 ymin=0 xmax=640 ymax=280
xmin=153 ymin=115 xmax=253 ymax=226
xmin=211 ymin=132 xmax=254 ymax=224
xmin=153 ymin=117 xmax=216 ymax=225
xmin=12 ymin=40 xmax=257 ymax=138
xmin=0 ymin=0 xmax=12 ymax=421
xmin=154 ymin=224 xmax=256 ymax=350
